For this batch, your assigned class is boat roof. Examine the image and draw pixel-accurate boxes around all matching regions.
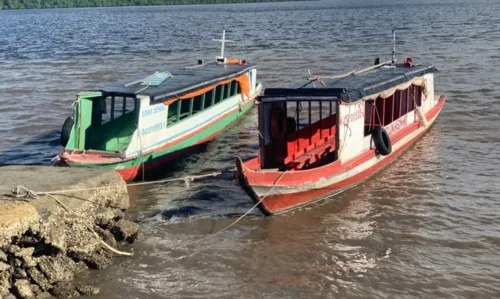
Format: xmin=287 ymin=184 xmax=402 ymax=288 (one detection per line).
xmin=261 ymin=63 xmax=438 ymax=103
xmin=89 ymin=62 xmax=255 ymax=103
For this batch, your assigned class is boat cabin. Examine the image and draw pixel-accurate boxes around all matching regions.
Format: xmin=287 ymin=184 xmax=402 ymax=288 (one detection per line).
xmin=256 ymin=62 xmax=438 ymax=172
xmin=63 ymin=62 xmax=259 ymax=157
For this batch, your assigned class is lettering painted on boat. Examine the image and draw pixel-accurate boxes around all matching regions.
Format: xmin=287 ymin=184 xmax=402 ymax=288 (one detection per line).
xmin=141 ymin=104 xmax=167 ymax=118
xmin=126 ymin=101 xmax=170 ymax=155
xmin=385 ymin=114 xmax=408 ymax=135
xmin=141 ymin=121 xmax=166 ymax=136
xmin=339 ymin=102 xmax=365 ymax=126
xmin=339 ymin=102 xmax=366 ymax=162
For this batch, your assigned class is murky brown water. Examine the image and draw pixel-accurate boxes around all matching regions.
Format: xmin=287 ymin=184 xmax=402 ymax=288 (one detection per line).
xmin=1 ymin=0 xmax=500 ymax=298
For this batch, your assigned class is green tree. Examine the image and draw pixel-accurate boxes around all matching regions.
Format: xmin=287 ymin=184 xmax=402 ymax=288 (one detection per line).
xmin=3 ymin=0 xmax=296 ymax=9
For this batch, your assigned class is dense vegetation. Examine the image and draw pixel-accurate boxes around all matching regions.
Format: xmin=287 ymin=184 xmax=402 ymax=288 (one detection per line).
xmin=0 ymin=0 xmax=292 ymax=9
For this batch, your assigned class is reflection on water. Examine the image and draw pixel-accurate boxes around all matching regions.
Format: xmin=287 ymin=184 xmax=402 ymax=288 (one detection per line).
xmin=2 ymin=0 xmax=500 ymax=298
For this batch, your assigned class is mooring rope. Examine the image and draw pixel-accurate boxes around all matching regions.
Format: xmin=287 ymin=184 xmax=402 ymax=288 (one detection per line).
xmin=8 ymin=169 xmax=287 ymax=251
xmin=9 ymin=172 xmax=221 ymax=197
xmin=171 ymin=171 xmax=288 ymax=249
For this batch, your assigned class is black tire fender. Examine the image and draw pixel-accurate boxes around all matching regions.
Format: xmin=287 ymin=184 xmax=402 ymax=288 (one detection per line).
xmin=372 ymin=127 xmax=392 ymax=156
xmin=60 ymin=116 xmax=74 ymax=147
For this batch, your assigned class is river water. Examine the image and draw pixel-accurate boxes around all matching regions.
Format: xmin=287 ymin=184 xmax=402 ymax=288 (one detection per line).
xmin=1 ymin=0 xmax=500 ymax=298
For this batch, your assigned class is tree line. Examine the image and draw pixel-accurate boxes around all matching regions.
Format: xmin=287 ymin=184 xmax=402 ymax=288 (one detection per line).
xmin=0 ymin=0 xmax=292 ymax=9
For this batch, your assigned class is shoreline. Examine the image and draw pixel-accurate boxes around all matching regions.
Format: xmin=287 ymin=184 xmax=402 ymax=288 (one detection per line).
xmin=0 ymin=0 xmax=307 ymax=10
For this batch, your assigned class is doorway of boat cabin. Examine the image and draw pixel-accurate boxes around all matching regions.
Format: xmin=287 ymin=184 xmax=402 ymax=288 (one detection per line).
xmin=75 ymin=93 xmax=139 ymax=152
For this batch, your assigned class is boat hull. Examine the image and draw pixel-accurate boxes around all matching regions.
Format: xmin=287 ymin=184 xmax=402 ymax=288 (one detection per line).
xmin=60 ymin=91 xmax=259 ymax=181
xmin=237 ymin=95 xmax=446 ymax=215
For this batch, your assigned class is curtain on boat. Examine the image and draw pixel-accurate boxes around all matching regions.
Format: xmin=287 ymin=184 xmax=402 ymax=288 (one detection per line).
xmin=358 ymin=76 xmax=428 ymax=102
xmin=163 ymin=73 xmax=250 ymax=106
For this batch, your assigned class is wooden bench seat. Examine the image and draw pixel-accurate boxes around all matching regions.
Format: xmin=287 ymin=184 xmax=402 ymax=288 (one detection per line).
xmin=285 ymin=139 xmax=336 ymax=170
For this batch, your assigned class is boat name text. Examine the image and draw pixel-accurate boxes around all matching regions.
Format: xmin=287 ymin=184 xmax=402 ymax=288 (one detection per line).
xmin=141 ymin=104 xmax=167 ymax=118
xmin=385 ymin=114 xmax=408 ymax=135
xmin=340 ymin=103 xmax=365 ymax=126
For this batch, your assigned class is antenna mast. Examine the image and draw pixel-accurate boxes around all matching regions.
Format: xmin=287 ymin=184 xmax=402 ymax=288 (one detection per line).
xmin=212 ymin=30 xmax=234 ymax=63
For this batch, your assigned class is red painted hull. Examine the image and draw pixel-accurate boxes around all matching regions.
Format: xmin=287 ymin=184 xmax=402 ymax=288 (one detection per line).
xmin=237 ymin=95 xmax=446 ymax=215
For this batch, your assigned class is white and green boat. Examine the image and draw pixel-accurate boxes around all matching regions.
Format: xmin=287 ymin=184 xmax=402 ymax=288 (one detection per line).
xmin=58 ymin=32 xmax=262 ymax=180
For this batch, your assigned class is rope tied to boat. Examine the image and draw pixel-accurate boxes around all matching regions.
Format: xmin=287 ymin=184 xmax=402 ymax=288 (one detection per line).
xmin=8 ymin=172 xmax=221 ymax=198
xmin=170 ymin=170 xmax=288 ymax=250
xmin=8 ymin=170 xmax=282 ymax=251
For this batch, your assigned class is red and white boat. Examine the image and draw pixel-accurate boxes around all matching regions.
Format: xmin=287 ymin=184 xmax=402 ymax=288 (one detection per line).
xmin=236 ymin=32 xmax=446 ymax=215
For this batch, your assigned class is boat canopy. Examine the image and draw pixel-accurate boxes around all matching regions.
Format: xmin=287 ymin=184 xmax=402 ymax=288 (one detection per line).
xmin=89 ymin=62 xmax=255 ymax=104
xmin=260 ymin=63 xmax=437 ymax=103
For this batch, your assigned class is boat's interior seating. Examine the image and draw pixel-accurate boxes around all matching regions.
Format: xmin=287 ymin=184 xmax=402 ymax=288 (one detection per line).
xmin=284 ymin=113 xmax=337 ymax=170
xmin=86 ymin=109 xmax=137 ymax=152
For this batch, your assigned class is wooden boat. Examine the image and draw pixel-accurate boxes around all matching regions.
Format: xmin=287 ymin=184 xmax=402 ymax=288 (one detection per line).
xmin=236 ymin=31 xmax=446 ymax=215
xmin=58 ymin=31 xmax=262 ymax=181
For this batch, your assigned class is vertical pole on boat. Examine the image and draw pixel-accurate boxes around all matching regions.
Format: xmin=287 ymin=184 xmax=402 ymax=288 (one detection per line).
xmin=296 ymin=101 xmax=300 ymax=150
xmin=308 ymin=101 xmax=312 ymax=146
xmin=213 ymin=30 xmax=234 ymax=62
xmin=382 ymin=98 xmax=386 ymax=125
xmin=392 ymin=27 xmax=396 ymax=65
xmin=329 ymin=101 xmax=332 ymax=136
xmin=319 ymin=102 xmax=322 ymax=139
xmin=221 ymin=30 xmax=225 ymax=58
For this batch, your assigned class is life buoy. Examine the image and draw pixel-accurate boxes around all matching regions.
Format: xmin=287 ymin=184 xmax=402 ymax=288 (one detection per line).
xmin=269 ymin=106 xmax=286 ymax=140
xmin=372 ymin=127 xmax=392 ymax=156
xmin=60 ymin=116 xmax=74 ymax=147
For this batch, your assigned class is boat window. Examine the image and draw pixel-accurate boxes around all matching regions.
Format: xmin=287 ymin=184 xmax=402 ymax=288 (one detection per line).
xmin=165 ymin=79 xmax=243 ymax=127
xmin=214 ymin=85 xmax=223 ymax=104
xmin=225 ymin=82 xmax=232 ymax=99
xmin=192 ymin=94 xmax=204 ymax=114
xmin=364 ymin=99 xmax=376 ymax=136
xmin=408 ymin=86 xmax=416 ymax=112
xmin=232 ymin=81 xmax=239 ymax=96
xmin=383 ymin=96 xmax=393 ymax=125
xmin=393 ymin=91 xmax=402 ymax=121
xmin=414 ymin=85 xmax=422 ymax=107
xmin=180 ymin=98 xmax=191 ymax=120
xmin=364 ymin=84 xmax=425 ymax=136
xmin=97 ymin=96 xmax=136 ymax=125
xmin=167 ymin=101 xmax=179 ymax=125
xmin=206 ymin=89 xmax=215 ymax=109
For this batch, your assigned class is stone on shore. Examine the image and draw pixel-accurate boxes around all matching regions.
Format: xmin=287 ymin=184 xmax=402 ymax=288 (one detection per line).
xmin=0 ymin=165 xmax=135 ymax=298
